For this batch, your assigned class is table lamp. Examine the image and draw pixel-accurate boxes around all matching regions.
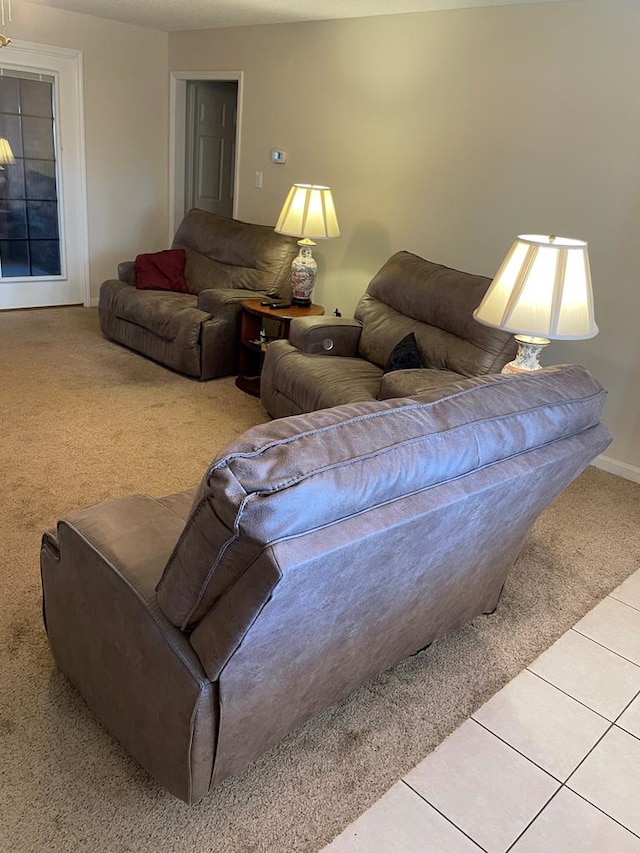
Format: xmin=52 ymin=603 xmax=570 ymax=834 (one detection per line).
xmin=275 ymin=183 xmax=340 ymax=305
xmin=473 ymin=234 xmax=598 ymax=373
xmin=0 ymin=137 xmax=14 ymax=166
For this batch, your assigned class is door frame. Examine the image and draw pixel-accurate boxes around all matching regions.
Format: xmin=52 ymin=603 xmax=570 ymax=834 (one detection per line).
xmin=0 ymin=39 xmax=90 ymax=309
xmin=169 ymin=70 xmax=243 ymax=241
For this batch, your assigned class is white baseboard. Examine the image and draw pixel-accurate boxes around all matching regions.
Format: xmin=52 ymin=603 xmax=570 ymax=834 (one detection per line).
xmin=85 ymin=297 xmax=98 ymax=307
xmin=592 ymin=454 xmax=640 ymax=484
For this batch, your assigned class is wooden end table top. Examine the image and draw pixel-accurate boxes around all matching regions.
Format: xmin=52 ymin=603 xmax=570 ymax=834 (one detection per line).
xmin=240 ymin=299 xmax=325 ymax=321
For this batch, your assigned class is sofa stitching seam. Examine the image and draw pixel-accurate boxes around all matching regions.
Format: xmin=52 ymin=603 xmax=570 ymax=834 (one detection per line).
xmin=205 ymin=380 xmax=606 ymax=475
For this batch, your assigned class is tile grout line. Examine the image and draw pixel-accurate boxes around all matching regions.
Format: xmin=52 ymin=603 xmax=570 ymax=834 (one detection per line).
xmin=403 ymin=711 xmax=640 ymax=853
xmin=563 ymin=788 xmax=640 ymax=842
xmin=412 ymin=586 xmax=640 ymax=848
xmin=470 ymin=718 xmax=563 ymax=783
xmin=327 ymin=573 xmax=640 ymax=851
xmin=469 ymin=711 xmax=640 ymax=849
xmin=567 ymin=624 xmax=640 ymax=667
xmin=570 ymin=625 xmax=640 ymax=669
xmin=503 ymin=785 xmax=564 ymax=853
xmin=484 ymin=599 xmax=640 ymax=846
xmin=399 ymin=779 xmax=488 ymax=853
xmin=524 ymin=667 xmax=640 ymax=723
xmin=606 ymin=593 xmax=640 ymax=615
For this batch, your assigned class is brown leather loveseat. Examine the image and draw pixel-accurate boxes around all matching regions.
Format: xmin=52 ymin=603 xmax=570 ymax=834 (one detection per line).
xmin=40 ymin=364 xmax=609 ymax=803
xmin=261 ymin=250 xmax=518 ymax=418
xmin=99 ymin=209 xmax=298 ymax=380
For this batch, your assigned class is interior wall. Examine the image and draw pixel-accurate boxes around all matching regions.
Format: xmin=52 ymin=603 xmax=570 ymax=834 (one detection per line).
xmin=169 ymin=0 xmax=640 ymax=473
xmin=9 ymin=2 xmax=169 ymax=300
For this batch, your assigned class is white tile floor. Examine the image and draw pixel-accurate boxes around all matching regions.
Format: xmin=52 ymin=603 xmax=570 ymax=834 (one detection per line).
xmin=323 ymin=569 xmax=640 ymax=853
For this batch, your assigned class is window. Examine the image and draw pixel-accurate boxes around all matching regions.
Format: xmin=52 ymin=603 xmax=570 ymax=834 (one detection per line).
xmin=0 ymin=69 xmax=61 ymax=278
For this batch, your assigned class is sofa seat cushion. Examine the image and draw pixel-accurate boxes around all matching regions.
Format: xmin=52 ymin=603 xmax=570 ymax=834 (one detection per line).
xmin=379 ymin=367 xmax=465 ymax=400
xmin=108 ymin=280 xmax=211 ymax=342
xmin=156 ymin=364 xmax=608 ymax=630
xmin=260 ymin=339 xmax=383 ymax=413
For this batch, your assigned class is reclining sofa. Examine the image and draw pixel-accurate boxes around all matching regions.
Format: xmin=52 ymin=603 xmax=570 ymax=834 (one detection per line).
xmin=40 ymin=364 xmax=610 ymax=803
xmin=261 ymin=250 xmax=518 ymax=418
xmin=98 ymin=209 xmax=298 ymax=380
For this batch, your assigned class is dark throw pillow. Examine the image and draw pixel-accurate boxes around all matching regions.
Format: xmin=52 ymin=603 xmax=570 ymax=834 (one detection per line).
xmin=135 ymin=249 xmax=188 ymax=293
xmin=384 ymin=332 xmax=423 ymax=373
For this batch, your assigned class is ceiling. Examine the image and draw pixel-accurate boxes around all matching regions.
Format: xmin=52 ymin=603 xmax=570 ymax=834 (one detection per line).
xmin=25 ymin=0 xmax=561 ymax=33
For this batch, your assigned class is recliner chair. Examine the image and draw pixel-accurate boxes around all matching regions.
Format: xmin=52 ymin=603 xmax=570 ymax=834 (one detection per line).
xmin=260 ymin=250 xmax=518 ymax=417
xmin=40 ymin=365 xmax=609 ymax=803
xmin=99 ymin=209 xmax=298 ymax=380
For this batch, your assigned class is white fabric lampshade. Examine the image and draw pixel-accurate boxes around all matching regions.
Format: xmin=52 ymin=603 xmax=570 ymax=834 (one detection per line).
xmin=275 ymin=184 xmax=340 ymax=241
xmin=473 ymin=234 xmax=598 ymax=340
xmin=0 ymin=137 xmax=15 ymax=165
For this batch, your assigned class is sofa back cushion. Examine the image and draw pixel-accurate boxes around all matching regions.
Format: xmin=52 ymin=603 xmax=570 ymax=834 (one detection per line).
xmin=171 ymin=208 xmax=298 ymax=297
xmin=356 ymin=251 xmax=517 ymax=375
xmin=156 ymin=365 xmax=609 ymax=632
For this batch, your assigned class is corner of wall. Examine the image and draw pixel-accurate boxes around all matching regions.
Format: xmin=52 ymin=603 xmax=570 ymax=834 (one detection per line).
xmin=592 ymin=455 xmax=640 ymax=485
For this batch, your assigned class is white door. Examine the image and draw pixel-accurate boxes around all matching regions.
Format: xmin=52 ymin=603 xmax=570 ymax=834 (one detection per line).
xmin=0 ymin=42 xmax=88 ymax=310
xmin=185 ymin=81 xmax=237 ymax=218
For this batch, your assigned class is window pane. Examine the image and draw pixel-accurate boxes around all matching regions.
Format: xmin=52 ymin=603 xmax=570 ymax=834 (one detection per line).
xmin=0 ymin=160 xmax=24 ymax=197
xmin=27 ymin=200 xmax=59 ymax=239
xmin=0 ymin=113 xmax=23 ymax=158
xmin=0 ymin=239 xmax=29 ymax=275
xmin=0 ymin=76 xmax=18 ymax=113
xmin=19 ymin=79 xmax=53 ymax=118
xmin=4 ymin=158 xmax=25 ymax=199
xmin=30 ymin=239 xmax=60 ymax=275
xmin=0 ymin=200 xmax=27 ymax=239
xmin=25 ymin=161 xmax=56 ymax=200
xmin=22 ymin=116 xmax=55 ymax=160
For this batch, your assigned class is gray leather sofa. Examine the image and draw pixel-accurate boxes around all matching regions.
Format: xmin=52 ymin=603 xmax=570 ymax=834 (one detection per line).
xmin=40 ymin=364 xmax=609 ymax=803
xmin=261 ymin=250 xmax=518 ymax=417
xmin=99 ymin=209 xmax=298 ymax=380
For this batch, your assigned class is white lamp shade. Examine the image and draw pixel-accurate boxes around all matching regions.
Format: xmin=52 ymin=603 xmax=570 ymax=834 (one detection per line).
xmin=0 ymin=137 xmax=15 ymax=165
xmin=275 ymin=184 xmax=340 ymax=240
xmin=473 ymin=234 xmax=598 ymax=340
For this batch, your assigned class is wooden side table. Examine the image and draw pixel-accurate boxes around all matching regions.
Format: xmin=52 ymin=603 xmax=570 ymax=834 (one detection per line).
xmin=235 ymin=299 xmax=324 ymax=397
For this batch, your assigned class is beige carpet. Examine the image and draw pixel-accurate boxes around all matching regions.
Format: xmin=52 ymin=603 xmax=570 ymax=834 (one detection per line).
xmin=1 ymin=306 xmax=638 ymax=853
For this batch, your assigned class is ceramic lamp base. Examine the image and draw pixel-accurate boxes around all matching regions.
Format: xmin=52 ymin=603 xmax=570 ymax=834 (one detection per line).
xmin=501 ymin=335 xmax=551 ymax=374
xmin=289 ymin=238 xmax=317 ymax=306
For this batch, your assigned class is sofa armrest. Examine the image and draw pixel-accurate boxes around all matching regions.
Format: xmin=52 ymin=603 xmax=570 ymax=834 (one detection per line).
xmin=197 ymin=288 xmax=263 ymax=318
xmin=288 ymin=316 xmax=363 ymax=356
xmin=40 ymin=493 xmax=217 ymax=804
xmin=118 ymin=260 xmax=136 ymax=285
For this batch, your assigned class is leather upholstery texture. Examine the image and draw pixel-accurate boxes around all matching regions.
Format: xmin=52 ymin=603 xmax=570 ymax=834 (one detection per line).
xmin=98 ymin=209 xmax=298 ymax=380
xmin=41 ymin=365 xmax=610 ymax=802
xmin=260 ymin=250 xmax=518 ymax=418
xmin=172 ymin=208 xmax=298 ymax=297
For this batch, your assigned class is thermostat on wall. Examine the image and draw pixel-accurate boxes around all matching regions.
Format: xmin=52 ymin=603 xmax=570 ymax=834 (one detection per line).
xmin=271 ymin=149 xmax=287 ymax=164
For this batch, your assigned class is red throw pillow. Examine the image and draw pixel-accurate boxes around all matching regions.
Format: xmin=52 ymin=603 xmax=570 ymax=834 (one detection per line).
xmin=135 ymin=249 xmax=188 ymax=293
